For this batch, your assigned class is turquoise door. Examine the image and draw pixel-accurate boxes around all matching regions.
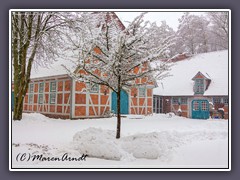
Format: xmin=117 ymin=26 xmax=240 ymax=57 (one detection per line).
xmin=111 ymin=90 xmax=129 ymax=114
xmin=12 ymin=92 xmax=14 ymax=111
xmin=192 ymin=100 xmax=209 ymax=119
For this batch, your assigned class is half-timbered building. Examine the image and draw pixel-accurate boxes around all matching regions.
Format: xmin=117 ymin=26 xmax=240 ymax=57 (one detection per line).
xmin=18 ymin=12 xmax=155 ymax=119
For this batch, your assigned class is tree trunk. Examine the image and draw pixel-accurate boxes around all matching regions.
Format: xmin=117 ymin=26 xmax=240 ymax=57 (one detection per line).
xmin=12 ymin=12 xmax=39 ymax=120
xmin=13 ymin=95 xmax=24 ymax=120
xmin=116 ymin=74 xmax=121 ymax=139
xmin=116 ymin=89 xmax=121 ymax=139
xmin=13 ymin=81 xmax=25 ymax=120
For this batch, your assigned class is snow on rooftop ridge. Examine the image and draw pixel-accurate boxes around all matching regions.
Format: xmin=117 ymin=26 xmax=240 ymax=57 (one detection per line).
xmin=169 ymin=52 xmax=191 ymax=62
xmin=153 ymin=50 xmax=228 ymax=96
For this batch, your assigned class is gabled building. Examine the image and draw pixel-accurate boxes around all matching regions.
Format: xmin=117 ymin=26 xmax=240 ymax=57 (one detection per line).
xmin=19 ymin=12 xmax=155 ymax=119
xmin=153 ymin=50 xmax=229 ymax=119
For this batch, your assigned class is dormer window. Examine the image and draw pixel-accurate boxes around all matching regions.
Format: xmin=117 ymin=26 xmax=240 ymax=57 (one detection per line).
xmin=194 ymin=79 xmax=204 ymax=94
xmin=192 ymin=71 xmax=211 ymax=95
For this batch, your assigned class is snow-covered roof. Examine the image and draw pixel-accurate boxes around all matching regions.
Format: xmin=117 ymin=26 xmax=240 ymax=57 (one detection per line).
xmin=153 ymin=50 xmax=229 ymax=96
xmin=30 ymin=55 xmax=77 ymax=79
xmin=30 ymin=12 xmax=125 ymax=80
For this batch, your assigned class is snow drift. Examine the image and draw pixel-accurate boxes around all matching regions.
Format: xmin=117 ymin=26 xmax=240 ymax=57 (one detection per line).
xmin=72 ymin=127 xmax=227 ymax=161
xmin=12 ymin=113 xmax=228 ymax=168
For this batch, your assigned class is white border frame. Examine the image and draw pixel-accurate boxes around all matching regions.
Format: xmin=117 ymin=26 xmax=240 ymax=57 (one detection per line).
xmin=9 ymin=9 xmax=231 ymax=171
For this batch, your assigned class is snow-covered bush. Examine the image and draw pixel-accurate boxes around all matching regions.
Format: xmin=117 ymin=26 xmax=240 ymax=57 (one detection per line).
xmin=121 ymin=133 xmax=161 ymax=159
xmin=73 ymin=128 xmax=123 ymax=160
xmin=72 ymin=126 xmax=227 ymax=161
xmin=72 ymin=128 xmax=180 ymax=160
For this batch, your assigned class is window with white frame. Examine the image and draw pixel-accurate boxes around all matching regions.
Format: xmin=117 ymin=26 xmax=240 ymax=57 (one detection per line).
xmin=50 ymin=81 xmax=56 ymax=92
xmin=201 ymin=101 xmax=207 ymax=111
xmin=223 ymin=97 xmax=228 ymax=105
xmin=153 ymin=97 xmax=156 ymax=113
xmin=29 ymin=94 xmax=33 ymax=104
xmin=172 ymin=97 xmax=179 ymax=104
xmin=194 ymin=79 xmax=204 ymax=94
xmin=29 ymin=83 xmax=34 ymax=93
xmin=38 ymin=94 xmax=43 ymax=104
xmin=153 ymin=96 xmax=162 ymax=113
xmin=50 ymin=93 xmax=56 ymax=104
xmin=38 ymin=82 xmax=44 ymax=105
xmin=213 ymin=97 xmax=221 ymax=104
xmin=181 ymin=97 xmax=188 ymax=104
xmin=90 ymin=84 xmax=99 ymax=93
xmin=139 ymin=87 xmax=146 ymax=97
xmin=28 ymin=83 xmax=34 ymax=104
xmin=39 ymin=82 xmax=44 ymax=93
xmin=193 ymin=101 xmax=199 ymax=111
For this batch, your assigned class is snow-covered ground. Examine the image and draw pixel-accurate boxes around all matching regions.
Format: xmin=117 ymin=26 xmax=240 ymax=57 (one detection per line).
xmin=11 ymin=113 xmax=229 ymax=169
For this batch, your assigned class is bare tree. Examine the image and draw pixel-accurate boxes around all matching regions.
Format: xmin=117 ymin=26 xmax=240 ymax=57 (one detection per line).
xmin=11 ymin=11 xmax=76 ymax=120
xmin=64 ymin=12 xmax=172 ymax=139
xmin=207 ymin=12 xmax=229 ymax=50
xmin=145 ymin=21 xmax=176 ymax=57
xmin=175 ymin=13 xmax=211 ymax=55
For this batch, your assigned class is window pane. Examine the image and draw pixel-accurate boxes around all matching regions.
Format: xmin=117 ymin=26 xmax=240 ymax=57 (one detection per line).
xmin=196 ymin=85 xmax=204 ymax=93
xmin=172 ymin=97 xmax=179 ymax=104
xmin=38 ymin=94 xmax=43 ymax=104
xmin=196 ymin=79 xmax=203 ymax=84
xmin=223 ymin=98 xmax=228 ymax=104
xmin=201 ymin=101 xmax=207 ymax=111
xmin=39 ymin=83 xmax=44 ymax=93
xmin=29 ymin=84 xmax=34 ymax=93
xmin=29 ymin=94 xmax=33 ymax=104
xmin=213 ymin=97 xmax=221 ymax=104
xmin=194 ymin=79 xmax=204 ymax=94
xmin=160 ymin=98 xmax=163 ymax=113
xmin=181 ymin=97 xmax=188 ymax=104
xmin=156 ymin=99 xmax=159 ymax=108
xmin=193 ymin=101 xmax=199 ymax=111
xmin=139 ymin=88 xmax=146 ymax=97
xmin=50 ymin=93 xmax=56 ymax=104
xmin=50 ymin=82 xmax=56 ymax=92
xmin=90 ymin=84 xmax=99 ymax=93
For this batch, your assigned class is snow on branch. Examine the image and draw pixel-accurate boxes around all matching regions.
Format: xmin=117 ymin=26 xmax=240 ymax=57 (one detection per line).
xmin=63 ymin=12 xmax=173 ymax=92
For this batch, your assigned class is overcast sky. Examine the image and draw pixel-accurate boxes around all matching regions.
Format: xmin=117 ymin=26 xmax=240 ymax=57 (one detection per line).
xmin=115 ymin=11 xmax=206 ymax=31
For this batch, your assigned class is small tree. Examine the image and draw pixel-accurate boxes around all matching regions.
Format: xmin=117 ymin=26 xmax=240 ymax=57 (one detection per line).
xmin=11 ymin=11 xmax=77 ymax=120
xmin=64 ymin=12 xmax=172 ymax=139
